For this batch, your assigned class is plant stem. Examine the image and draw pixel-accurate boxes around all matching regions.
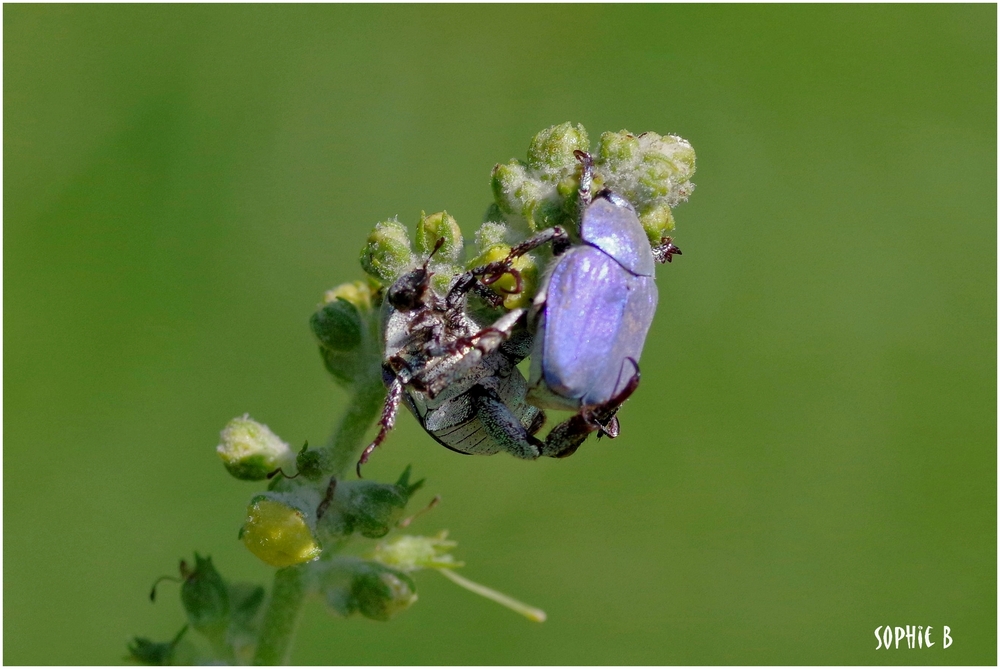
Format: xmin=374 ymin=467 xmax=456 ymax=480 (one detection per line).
xmin=323 ymin=378 xmax=386 ymax=478
xmin=252 ymin=565 xmax=307 ymax=665
xmin=252 ymin=379 xmax=386 ymax=664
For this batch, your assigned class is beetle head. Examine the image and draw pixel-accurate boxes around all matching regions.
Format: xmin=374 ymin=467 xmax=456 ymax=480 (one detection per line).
xmin=386 ymin=237 xmax=445 ymax=312
xmin=387 ymin=269 xmax=431 ymax=312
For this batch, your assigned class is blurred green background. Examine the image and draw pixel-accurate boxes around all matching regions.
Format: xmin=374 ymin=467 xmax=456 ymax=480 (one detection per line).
xmin=4 ymin=4 xmax=995 ymax=665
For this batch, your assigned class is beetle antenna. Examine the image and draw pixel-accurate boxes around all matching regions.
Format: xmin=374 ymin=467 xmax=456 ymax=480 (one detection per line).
xmin=574 ymin=150 xmax=595 ymax=213
xmin=424 ymin=236 xmax=446 ymax=267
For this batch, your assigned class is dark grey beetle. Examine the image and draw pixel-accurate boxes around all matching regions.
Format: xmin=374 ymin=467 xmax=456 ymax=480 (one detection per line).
xmin=356 ymin=236 xmax=560 ymax=474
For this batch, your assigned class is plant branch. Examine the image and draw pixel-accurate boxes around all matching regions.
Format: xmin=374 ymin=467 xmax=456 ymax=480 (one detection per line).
xmin=252 ymin=378 xmax=386 ymax=664
xmin=253 ymin=565 xmax=307 ymax=665
xmin=322 ymin=378 xmax=386 ymax=479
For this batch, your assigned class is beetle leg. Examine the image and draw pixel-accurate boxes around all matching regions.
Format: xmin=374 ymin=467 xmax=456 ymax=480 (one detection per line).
xmin=527 ymin=409 xmax=547 ymax=435
xmin=470 ymin=280 xmax=505 ymax=308
xmin=574 ymin=150 xmax=595 ymax=216
xmin=539 ymin=360 xmax=640 ymax=457
xmin=357 ymin=376 xmax=404 ymax=477
xmin=471 ymin=226 xmax=570 ymax=289
xmin=506 ymin=226 xmax=570 ymax=258
xmin=537 ymin=414 xmax=593 ymax=458
xmin=444 ymin=271 xmax=500 ymax=310
xmin=471 ymin=386 xmax=543 ymax=460
xmin=596 ymin=414 xmax=621 ymax=440
xmin=418 ymin=309 xmax=526 ymax=398
xmin=652 ymin=236 xmax=682 ymax=264
xmin=438 ymin=308 xmax=525 ymax=358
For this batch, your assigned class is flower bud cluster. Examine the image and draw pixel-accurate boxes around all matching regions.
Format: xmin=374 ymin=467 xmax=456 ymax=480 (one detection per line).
xmin=234 ymin=465 xmax=424 ymax=568
xmin=358 ymin=211 xmax=465 ymax=293
xmin=147 ymin=124 xmax=696 ymax=663
xmin=596 ymin=130 xmax=696 ymax=242
xmin=357 ymin=208 xmax=544 ymax=312
xmin=492 ymin=122 xmax=589 ymax=232
xmin=490 ymin=122 xmax=697 ymax=247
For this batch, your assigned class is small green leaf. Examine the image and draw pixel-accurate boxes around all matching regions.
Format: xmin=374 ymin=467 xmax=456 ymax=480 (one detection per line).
xmin=311 ymin=299 xmax=363 ymax=351
xmin=180 ymin=555 xmax=229 ymax=638
xmin=127 ymin=626 xmax=188 ymax=666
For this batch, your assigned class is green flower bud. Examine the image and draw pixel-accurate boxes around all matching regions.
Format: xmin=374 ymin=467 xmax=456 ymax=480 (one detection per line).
xmin=310 ymin=299 xmax=362 ymax=352
xmin=638 ymin=203 xmax=676 ymax=243
xmin=491 ymin=160 xmax=531 ymax=216
xmin=318 ymin=558 xmax=417 ymax=622
xmin=360 ymin=218 xmax=413 ymax=282
xmin=240 ymin=496 xmax=322 ymax=568
xmin=317 ymin=466 xmax=424 ymax=540
xmin=639 ymin=132 xmax=696 ymax=183
xmin=181 ymin=554 xmax=229 ymax=638
xmin=416 ymin=211 xmax=463 ymax=262
xmin=483 ymin=202 xmax=505 ymax=225
xmin=371 ymin=530 xmax=462 ymax=572
xmin=475 ymin=221 xmax=509 ymax=253
xmin=217 ymin=415 xmax=295 ymax=481
xmin=314 ymin=281 xmax=381 ymax=388
xmin=526 ymin=122 xmax=589 ymax=177
xmin=598 ymin=130 xmax=642 ymax=167
xmin=354 ymin=567 xmax=417 ymax=621
xmin=322 ymin=280 xmax=376 ymax=312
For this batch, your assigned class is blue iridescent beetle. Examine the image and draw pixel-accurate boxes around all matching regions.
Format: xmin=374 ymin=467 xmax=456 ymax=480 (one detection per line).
xmin=524 ymin=151 xmax=680 ymax=450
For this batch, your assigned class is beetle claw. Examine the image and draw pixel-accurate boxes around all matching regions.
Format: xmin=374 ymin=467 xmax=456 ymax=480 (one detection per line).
xmin=654 ymin=237 xmax=682 ymax=264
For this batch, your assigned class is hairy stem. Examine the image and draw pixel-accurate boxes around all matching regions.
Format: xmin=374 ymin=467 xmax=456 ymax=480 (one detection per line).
xmin=322 ymin=378 xmax=387 ymax=479
xmin=252 ymin=379 xmax=386 ymax=664
xmin=253 ymin=566 xmax=307 ymax=665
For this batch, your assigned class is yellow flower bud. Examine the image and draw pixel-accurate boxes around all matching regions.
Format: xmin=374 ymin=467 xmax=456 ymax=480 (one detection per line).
xmin=240 ymin=497 xmax=322 ymax=568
